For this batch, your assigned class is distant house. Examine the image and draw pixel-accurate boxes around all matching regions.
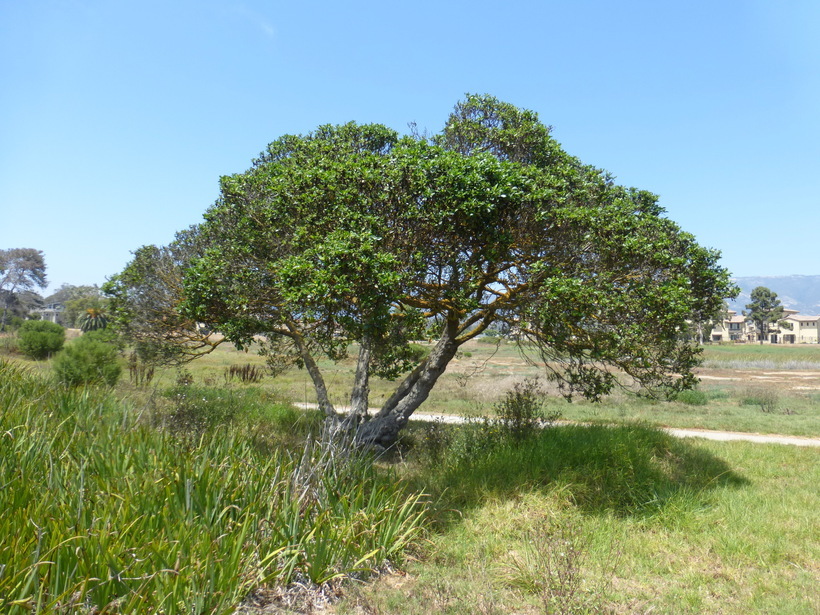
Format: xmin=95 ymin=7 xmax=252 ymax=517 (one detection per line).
xmin=781 ymin=314 xmax=820 ymax=344
xmin=709 ymin=311 xmax=748 ymax=342
xmin=33 ymin=302 xmax=64 ymax=324
xmin=709 ymin=308 xmax=819 ymax=344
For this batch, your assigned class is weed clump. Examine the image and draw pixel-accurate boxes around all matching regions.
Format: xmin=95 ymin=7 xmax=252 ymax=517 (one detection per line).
xmin=494 ymin=378 xmax=561 ymax=441
xmin=502 ymin=520 xmax=620 ymax=614
xmin=740 ymin=388 xmax=779 ymax=413
xmin=127 ymin=351 xmax=155 ymax=386
xmin=225 ymin=363 xmax=265 ymax=384
xmin=674 ymin=389 xmax=708 ymax=406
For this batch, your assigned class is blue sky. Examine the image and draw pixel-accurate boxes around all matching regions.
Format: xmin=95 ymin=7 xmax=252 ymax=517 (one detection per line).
xmin=2 ymin=0 xmax=819 ymax=295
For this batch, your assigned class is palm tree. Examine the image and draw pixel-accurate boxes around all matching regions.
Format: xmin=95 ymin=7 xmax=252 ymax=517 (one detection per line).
xmin=78 ymin=308 xmax=108 ymax=332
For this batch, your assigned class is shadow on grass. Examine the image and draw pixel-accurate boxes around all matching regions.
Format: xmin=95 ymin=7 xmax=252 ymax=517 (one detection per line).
xmin=402 ymin=422 xmax=749 ymax=520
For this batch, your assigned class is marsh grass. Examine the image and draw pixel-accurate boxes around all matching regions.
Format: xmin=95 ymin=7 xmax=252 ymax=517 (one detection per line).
xmin=0 ymin=360 xmax=428 ymax=614
xmin=147 ymin=340 xmax=820 ymax=436
xmin=701 ymin=342 xmax=820 ymax=366
xmin=339 ymin=423 xmax=819 ymax=614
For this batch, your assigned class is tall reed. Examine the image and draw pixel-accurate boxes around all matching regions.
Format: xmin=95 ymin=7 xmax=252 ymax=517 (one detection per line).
xmin=0 ymin=359 xmax=427 ymax=613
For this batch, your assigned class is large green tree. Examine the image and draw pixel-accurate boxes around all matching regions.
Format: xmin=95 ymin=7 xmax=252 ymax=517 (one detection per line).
xmin=0 ymin=248 xmax=47 ymax=331
xmin=744 ymin=286 xmax=785 ymax=343
xmin=108 ymin=95 xmax=734 ymax=447
xmin=105 ymin=226 xmax=217 ymax=363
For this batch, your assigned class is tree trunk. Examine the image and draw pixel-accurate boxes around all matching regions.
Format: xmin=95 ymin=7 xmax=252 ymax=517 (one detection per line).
xmin=355 ymin=320 xmax=461 ymax=448
xmin=287 ymin=322 xmax=336 ymax=418
xmin=354 ymin=412 xmax=405 ymax=450
xmin=349 ymin=336 xmax=372 ymax=422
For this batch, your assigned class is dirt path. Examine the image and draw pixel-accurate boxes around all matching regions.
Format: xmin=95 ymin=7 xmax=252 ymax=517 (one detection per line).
xmin=411 ymin=411 xmax=820 ymax=447
xmin=660 ymin=427 xmax=820 ymax=447
xmin=295 ymin=403 xmax=820 ymax=448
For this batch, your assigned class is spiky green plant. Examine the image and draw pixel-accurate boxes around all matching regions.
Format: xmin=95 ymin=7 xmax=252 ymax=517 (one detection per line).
xmin=0 ymin=360 xmax=428 ymax=613
xmin=78 ymin=308 xmax=108 ymax=332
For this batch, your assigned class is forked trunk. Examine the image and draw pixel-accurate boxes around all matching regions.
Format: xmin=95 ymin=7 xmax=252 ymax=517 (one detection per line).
xmin=355 ymin=322 xmax=461 ymax=449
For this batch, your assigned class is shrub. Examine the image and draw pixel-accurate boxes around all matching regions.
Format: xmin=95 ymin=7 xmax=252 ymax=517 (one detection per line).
xmin=17 ymin=320 xmax=65 ymax=360
xmin=4 ymin=316 xmax=24 ymax=332
xmin=674 ymin=389 xmax=708 ymax=406
xmin=494 ymin=378 xmax=556 ymax=441
xmin=741 ymin=388 xmax=779 ymax=413
xmin=164 ymin=385 xmax=241 ymax=433
xmin=52 ymin=331 xmax=121 ymax=386
xmin=407 ymin=342 xmax=431 ymax=362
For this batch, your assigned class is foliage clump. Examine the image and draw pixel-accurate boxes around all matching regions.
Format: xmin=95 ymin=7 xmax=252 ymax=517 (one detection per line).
xmin=17 ymin=319 xmax=65 ymax=359
xmin=52 ymin=329 xmax=121 ymax=386
xmin=493 ymin=378 xmax=560 ymax=441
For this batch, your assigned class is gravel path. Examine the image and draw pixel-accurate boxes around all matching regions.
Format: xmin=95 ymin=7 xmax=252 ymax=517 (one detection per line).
xmin=295 ymin=403 xmax=820 ymax=448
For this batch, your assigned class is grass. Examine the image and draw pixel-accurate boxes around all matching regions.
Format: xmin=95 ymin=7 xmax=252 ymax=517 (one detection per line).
xmin=701 ymin=342 xmax=820 ymax=368
xmin=1 ymin=341 xmax=818 ymax=613
xmin=0 ymin=359 xmax=428 ymax=614
xmin=110 ymin=340 xmax=820 ymax=437
xmin=339 ymin=422 xmax=820 ymax=614
xmin=8 ymin=335 xmax=819 ymax=436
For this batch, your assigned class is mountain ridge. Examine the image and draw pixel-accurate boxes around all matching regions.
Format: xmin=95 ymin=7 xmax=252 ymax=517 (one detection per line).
xmin=726 ymin=275 xmax=820 ymax=316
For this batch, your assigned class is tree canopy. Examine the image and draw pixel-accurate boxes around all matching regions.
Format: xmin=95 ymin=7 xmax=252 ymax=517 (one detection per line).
xmin=0 ymin=248 xmax=47 ymax=331
xmin=107 ymin=95 xmax=735 ymax=447
xmin=744 ymin=286 xmax=785 ymax=343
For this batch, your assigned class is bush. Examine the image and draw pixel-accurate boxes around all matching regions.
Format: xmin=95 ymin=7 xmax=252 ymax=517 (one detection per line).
xmin=494 ymin=378 xmax=556 ymax=441
xmin=52 ymin=331 xmax=121 ymax=386
xmin=164 ymin=385 xmax=241 ymax=433
xmin=741 ymin=388 xmax=779 ymax=413
xmin=674 ymin=389 xmax=708 ymax=406
xmin=18 ymin=320 xmax=65 ymax=360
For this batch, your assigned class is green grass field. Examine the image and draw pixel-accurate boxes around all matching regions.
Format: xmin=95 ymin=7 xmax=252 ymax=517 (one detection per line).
xmin=341 ymin=428 xmax=820 ymax=614
xmin=1 ymin=337 xmax=818 ymax=613
xmin=94 ymin=339 xmax=820 ymax=437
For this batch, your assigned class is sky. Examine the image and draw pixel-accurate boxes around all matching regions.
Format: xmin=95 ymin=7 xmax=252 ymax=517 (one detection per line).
xmin=2 ymin=0 xmax=819 ymax=296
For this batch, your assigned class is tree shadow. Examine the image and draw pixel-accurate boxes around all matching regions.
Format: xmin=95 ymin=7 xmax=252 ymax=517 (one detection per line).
xmin=401 ymin=422 xmax=750 ymax=522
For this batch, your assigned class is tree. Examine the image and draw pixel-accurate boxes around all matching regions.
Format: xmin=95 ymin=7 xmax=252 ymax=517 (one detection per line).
xmin=0 ymin=289 xmax=44 ymax=324
xmin=104 ymin=226 xmax=219 ymax=364
xmin=0 ymin=248 xmax=47 ymax=331
xmin=78 ymin=308 xmax=109 ymax=332
xmin=108 ymin=95 xmax=735 ymax=448
xmin=744 ymin=286 xmax=785 ymax=343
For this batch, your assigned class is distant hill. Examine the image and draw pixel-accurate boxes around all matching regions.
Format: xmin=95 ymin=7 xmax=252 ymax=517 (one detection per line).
xmin=727 ymin=276 xmax=820 ymax=316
